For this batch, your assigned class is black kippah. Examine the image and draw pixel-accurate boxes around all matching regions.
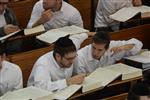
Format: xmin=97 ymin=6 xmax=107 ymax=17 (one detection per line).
xmin=132 ymin=82 xmax=150 ymax=96
xmin=55 ymin=35 xmax=74 ymax=47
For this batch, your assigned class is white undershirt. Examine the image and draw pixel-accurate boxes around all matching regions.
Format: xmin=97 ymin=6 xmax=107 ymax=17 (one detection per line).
xmin=0 ymin=11 xmax=6 ymax=27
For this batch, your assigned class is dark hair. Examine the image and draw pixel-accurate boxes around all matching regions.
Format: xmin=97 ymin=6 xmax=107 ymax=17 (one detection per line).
xmin=93 ymin=31 xmax=110 ymax=49
xmin=53 ymin=35 xmax=76 ymax=57
xmin=127 ymin=82 xmax=150 ymax=100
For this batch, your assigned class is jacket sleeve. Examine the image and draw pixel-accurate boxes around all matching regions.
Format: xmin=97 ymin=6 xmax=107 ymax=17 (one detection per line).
xmin=0 ymin=27 xmax=5 ymax=37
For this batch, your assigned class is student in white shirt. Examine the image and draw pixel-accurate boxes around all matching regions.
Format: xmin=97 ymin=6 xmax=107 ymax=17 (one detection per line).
xmin=94 ymin=0 xmax=142 ymax=32
xmin=0 ymin=42 xmax=23 ymax=96
xmin=27 ymin=33 xmax=92 ymax=92
xmin=27 ymin=0 xmax=83 ymax=30
xmin=74 ymin=31 xmax=143 ymax=74
xmin=0 ymin=0 xmax=20 ymax=37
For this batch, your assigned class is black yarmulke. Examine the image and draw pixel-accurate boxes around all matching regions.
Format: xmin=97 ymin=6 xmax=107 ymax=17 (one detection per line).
xmin=55 ymin=35 xmax=74 ymax=47
xmin=132 ymin=82 xmax=149 ymax=96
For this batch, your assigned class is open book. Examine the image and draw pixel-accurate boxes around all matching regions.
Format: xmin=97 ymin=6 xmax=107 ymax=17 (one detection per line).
xmin=36 ymin=25 xmax=89 ymax=43
xmin=0 ymin=86 xmax=53 ymax=100
xmin=24 ymin=25 xmax=45 ymax=35
xmin=109 ymin=5 xmax=150 ymax=22
xmin=82 ymin=63 xmax=142 ymax=92
xmin=124 ymin=50 xmax=150 ymax=71
xmin=0 ymin=25 xmax=45 ymax=41
xmin=124 ymin=50 xmax=150 ymax=64
xmin=0 ymin=85 xmax=81 ymax=100
xmin=0 ymin=30 xmax=21 ymax=41
xmin=53 ymin=63 xmax=142 ymax=96
xmin=105 ymin=63 xmax=142 ymax=80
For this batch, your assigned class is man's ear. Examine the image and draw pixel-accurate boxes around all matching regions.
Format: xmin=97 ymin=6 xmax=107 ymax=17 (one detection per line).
xmin=55 ymin=53 xmax=61 ymax=61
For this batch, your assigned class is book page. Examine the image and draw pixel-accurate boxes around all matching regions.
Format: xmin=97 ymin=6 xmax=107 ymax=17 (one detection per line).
xmin=105 ymin=63 xmax=142 ymax=80
xmin=0 ymin=30 xmax=21 ymax=41
xmin=82 ymin=77 xmax=104 ymax=93
xmin=140 ymin=51 xmax=150 ymax=57
xmin=36 ymin=29 xmax=68 ymax=43
xmin=124 ymin=51 xmax=150 ymax=63
xmin=24 ymin=25 xmax=45 ymax=35
xmin=109 ymin=7 xmax=140 ymax=22
xmin=82 ymin=67 xmax=121 ymax=93
xmin=54 ymin=85 xmax=81 ymax=99
xmin=36 ymin=25 xmax=89 ymax=44
xmin=58 ymin=25 xmax=89 ymax=34
xmin=1 ymin=86 xmax=53 ymax=100
xmin=138 ymin=5 xmax=150 ymax=13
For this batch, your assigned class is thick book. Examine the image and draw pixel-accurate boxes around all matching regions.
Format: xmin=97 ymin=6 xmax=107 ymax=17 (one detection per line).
xmin=0 ymin=86 xmax=53 ymax=100
xmin=82 ymin=67 xmax=121 ymax=93
xmin=0 ymin=30 xmax=21 ymax=41
xmin=124 ymin=51 xmax=150 ymax=64
xmin=36 ymin=25 xmax=89 ymax=43
xmin=124 ymin=50 xmax=150 ymax=71
xmin=24 ymin=25 xmax=45 ymax=35
xmin=105 ymin=63 xmax=142 ymax=80
xmin=82 ymin=63 xmax=142 ymax=93
xmin=53 ymin=63 xmax=142 ymax=95
xmin=109 ymin=5 xmax=150 ymax=22
xmin=0 ymin=25 xmax=45 ymax=41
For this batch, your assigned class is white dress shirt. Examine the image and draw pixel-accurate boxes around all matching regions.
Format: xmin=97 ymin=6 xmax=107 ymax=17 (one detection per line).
xmin=94 ymin=0 xmax=132 ymax=30
xmin=27 ymin=33 xmax=88 ymax=92
xmin=74 ymin=38 xmax=143 ymax=74
xmin=27 ymin=0 xmax=83 ymax=30
xmin=0 ymin=60 xmax=23 ymax=96
xmin=0 ymin=11 xmax=6 ymax=28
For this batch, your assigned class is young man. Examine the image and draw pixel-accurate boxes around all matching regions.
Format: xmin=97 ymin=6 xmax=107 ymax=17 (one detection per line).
xmin=0 ymin=0 xmax=20 ymax=37
xmin=127 ymin=82 xmax=150 ymax=100
xmin=0 ymin=42 xmax=23 ymax=96
xmin=27 ymin=33 xmax=92 ymax=92
xmin=27 ymin=0 xmax=83 ymax=30
xmin=0 ymin=0 xmax=22 ymax=53
xmin=94 ymin=0 xmax=142 ymax=32
xmin=74 ymin=31 xmax=143 ymax=74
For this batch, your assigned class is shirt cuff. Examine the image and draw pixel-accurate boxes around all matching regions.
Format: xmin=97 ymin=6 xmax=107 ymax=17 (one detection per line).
xmin=57 ymin=79 xmax=68 ymax=90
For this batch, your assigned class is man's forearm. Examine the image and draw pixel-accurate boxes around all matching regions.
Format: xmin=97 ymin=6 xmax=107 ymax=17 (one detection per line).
xmin=122 ymin=44 xmax=135 ymax=51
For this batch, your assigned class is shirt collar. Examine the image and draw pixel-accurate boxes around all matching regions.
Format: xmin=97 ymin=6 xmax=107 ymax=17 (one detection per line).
xmin=59 ymin=1 xmax=65 ymax=13
xmin=51 ymin=51 xmax=66 ymax=70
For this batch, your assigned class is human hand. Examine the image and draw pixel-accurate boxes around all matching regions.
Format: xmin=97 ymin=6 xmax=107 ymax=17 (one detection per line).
xmin=40 ymin=9 xmax=53 ymax=23
xmin=4 ymin=24 xmax=20 ymax=34
xmin=66 ymin=73 xmax=85 ymax=86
